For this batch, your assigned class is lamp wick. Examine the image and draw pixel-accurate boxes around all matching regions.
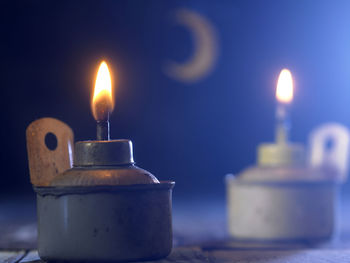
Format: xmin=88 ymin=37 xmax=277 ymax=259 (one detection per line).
xmin=97 ymin=113 xmax=110 ymax=140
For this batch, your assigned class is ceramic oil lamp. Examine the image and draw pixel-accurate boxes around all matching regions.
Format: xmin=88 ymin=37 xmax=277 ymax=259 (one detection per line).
xmin=226 ymin=69 xmax=350 ymax=241
xmin=26 ymin=61 xmax=175 ymax=262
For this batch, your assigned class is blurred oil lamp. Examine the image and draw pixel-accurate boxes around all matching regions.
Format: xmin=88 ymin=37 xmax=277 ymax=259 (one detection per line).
xmin=26 ymin=61 xmax=175 ymax=262
xmin=226 ymin=68 xmax=350 ymax=241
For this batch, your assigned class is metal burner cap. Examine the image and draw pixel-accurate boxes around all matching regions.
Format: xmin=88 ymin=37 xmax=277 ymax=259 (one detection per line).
xmin=74 ymin=139 xmax=134 ymax=166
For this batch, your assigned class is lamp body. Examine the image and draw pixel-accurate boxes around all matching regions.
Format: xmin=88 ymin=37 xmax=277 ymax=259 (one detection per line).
xmin=226 ymin=167 xmax=339 ymax=241
xmin=35 ymin=182 xmax=174 ymax=262
xmin=27 ymin=128 xmax=175 ymax=262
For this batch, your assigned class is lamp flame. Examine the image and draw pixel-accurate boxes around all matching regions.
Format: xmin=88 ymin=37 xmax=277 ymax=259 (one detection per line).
xmin=92 ymin=61 xmax=114 ymax=121
xmin=276 ymin=69 xmax=293 ymax=104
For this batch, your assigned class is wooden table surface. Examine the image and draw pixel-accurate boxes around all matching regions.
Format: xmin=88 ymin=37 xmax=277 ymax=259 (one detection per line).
xmin=1 ymin=194 xmax=350 ymax=262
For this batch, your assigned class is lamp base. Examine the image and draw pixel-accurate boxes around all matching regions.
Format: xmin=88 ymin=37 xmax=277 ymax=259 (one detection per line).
xmin=35 ymin=182 xmax=175 ymax=262
xmin=226 ymin=171 xmax=339 ymax=241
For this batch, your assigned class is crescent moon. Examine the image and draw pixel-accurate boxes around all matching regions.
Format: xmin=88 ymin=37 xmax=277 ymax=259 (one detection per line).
xmin=164 ymin=9 xmax=219 ymax=83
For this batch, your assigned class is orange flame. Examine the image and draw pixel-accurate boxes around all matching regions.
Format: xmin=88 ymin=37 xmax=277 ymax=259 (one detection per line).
xmin=92 ymin=61 xmax=114 ymax=121
xmin=276 ymin=68 xmax=293 ymax=104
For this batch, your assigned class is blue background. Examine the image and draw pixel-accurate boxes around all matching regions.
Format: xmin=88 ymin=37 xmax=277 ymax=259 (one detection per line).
xmin=2 ymin=0 xmax=350 ymax=196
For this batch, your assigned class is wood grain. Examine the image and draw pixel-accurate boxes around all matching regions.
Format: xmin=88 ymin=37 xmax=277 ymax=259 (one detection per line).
xmin=14 ymin=248 xmax=350 ymax=263
xmin=208 ymin=249 xmax=350 ymax=263
xmin=0 ymin=251 xmax=25 ymax=263
xmin=18 ymin=251 xmax=40 ymax=263
xmin=17 ymin=248 xmax=210 ymax=263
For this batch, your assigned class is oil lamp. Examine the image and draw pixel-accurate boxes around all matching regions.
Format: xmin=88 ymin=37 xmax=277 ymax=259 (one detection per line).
xmin=226 ymin=68 xmax=349 ymax=241
xmin=26 ymin=61 xmax=175 ymax=262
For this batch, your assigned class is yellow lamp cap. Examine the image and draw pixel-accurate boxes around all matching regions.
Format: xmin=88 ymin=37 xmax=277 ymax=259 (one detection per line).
xmin=258 ymin=143 xmax=306 ymax=166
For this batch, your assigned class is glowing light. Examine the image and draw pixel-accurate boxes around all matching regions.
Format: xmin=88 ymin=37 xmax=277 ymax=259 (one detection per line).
xmin=92 ymin=61 xmax=114 ymax=121
xmin=276 ymin=69 xmax=293 ymax=104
